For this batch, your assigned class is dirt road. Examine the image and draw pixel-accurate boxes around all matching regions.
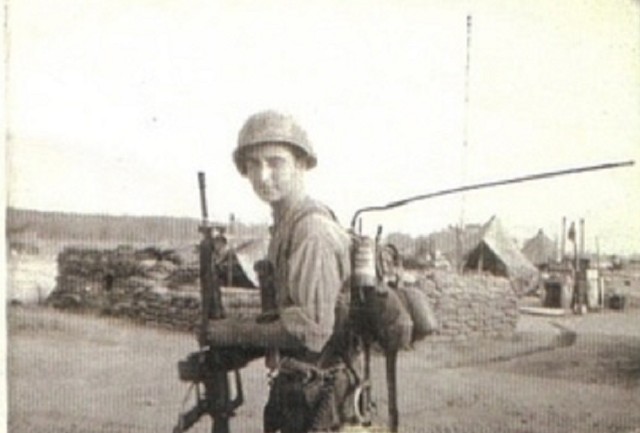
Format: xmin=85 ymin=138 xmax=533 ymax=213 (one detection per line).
xmin=8 ymin=307 xmax=640 ymax=433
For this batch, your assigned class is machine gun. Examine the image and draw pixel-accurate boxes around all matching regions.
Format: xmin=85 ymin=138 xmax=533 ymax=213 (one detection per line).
xmin=173 ymin=172 xmax=243 ymax=433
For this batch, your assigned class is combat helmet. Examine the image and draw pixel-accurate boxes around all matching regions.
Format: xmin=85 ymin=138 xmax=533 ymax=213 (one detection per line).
xmin=234 ymin=110 xmax=317 ymax=174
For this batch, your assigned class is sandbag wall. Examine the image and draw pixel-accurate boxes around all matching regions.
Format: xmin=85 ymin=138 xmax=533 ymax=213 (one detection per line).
xmin=51 ymin=247 xmax=518 ymax=338
xmin=49 ymin=246 xmax=261 ymax=331
xmin=105 ymin=286 xmax=261 ymax=331
xmin=413 ymin=270 xmax=519 ymax=342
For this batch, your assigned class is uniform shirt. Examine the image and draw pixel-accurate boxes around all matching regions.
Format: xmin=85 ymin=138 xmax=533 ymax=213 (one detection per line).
xmin=267 ymin=196 xmax=351 ymax=353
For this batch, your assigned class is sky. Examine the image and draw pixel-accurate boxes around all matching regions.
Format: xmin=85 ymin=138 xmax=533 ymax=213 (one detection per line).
xmin=5 ymin=0 xmax=640 ymax=254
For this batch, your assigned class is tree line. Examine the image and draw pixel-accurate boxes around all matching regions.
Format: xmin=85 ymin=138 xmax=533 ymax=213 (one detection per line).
xmin=6 ymin=208 xmax=268 ymax=244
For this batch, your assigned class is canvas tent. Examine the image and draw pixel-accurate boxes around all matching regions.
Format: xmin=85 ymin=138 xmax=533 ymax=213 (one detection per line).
xmin=522 ymin=229 xmax=557 ymax=267
xmin=463 ymin=216 xmax=539 ymax=293
xmin=217 ymin=237 xmax=269 ymax=288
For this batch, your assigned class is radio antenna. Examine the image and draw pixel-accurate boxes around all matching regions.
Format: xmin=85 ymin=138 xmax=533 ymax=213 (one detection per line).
xmin=350 ymin=160 xmax=635 ymax=229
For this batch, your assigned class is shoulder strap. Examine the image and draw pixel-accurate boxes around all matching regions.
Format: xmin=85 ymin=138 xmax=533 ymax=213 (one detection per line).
xmin=284 ymin=200 xmax=339 ymax=257
xmin=291 ymin=201 xmax=338 ymax=226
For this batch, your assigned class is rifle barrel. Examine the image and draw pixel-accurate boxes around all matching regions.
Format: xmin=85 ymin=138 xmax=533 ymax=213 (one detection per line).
xmin=198 ymin=172 xmax=209 ymax=224
xmin=350 ymin=160 xmax=634 ymax=228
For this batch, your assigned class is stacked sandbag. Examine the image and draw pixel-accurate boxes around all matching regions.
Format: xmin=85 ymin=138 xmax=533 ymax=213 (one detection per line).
xmin=166 ymin=266 xmax=199 ymax=290
xmin=56 ymin=246 xmax=142 ymax=279
xmin=109 ymin=286 xmax=261 ymax=331
xmin=50 ymin=245 xmax=262 ymax=332
xmin=411 ymin=270 xmax=519 ymax=343
xmin=51 ymin=246 xmax=519 ymax=338
xmin=108 ymin=286 xmax=200 ymax=331
xmin=51 ymin=246 xmax=183 ymax=311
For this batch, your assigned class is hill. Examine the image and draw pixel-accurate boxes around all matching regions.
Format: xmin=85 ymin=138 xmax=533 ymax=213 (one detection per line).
xmin=6 ymin=207 xmax=268 ymax=245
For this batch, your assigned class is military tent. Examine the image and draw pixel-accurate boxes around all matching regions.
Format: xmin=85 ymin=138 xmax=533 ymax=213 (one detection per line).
xmin=217 ymin=237 xmax=269 ymax=288
xmin=463 ymin=216 xmax=539 ymax=293
xmin=522 ymin=229 xmax=557 ymax=267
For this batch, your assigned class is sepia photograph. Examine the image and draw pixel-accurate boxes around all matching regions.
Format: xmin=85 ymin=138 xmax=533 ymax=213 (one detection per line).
xmin=5 ymin=1 xmax=640 ymax=432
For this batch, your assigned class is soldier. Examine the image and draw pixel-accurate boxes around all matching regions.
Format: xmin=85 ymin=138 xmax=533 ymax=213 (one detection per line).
xmin=202 ymin=110 xmax=357 ymax=432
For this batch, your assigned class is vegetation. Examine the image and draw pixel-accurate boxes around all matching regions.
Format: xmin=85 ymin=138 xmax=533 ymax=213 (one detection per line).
xmin=6 ymin=207 xmax=268 ymax=244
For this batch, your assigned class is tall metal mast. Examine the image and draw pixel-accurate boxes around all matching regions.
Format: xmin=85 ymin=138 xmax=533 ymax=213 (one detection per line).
xmin=457 ymin=15 xmax=473 ymax=272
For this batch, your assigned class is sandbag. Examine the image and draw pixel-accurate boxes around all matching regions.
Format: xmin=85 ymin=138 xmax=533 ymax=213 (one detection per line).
xmin=365 ymin=285 xmax=413 ymax=352
xmin=396 ymin=285 xmax=439 ymax=342
xmin=368 ymin=242 xmax=432 ymax=347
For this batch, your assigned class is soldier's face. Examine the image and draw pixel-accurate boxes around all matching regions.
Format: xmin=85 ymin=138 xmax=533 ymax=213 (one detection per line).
xmin=243 ymin=143 xmax=306 ymax=205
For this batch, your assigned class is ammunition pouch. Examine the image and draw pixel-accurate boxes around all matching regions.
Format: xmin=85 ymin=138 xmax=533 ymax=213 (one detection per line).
xmin=264 ymin=358 xmax=361 ymax=433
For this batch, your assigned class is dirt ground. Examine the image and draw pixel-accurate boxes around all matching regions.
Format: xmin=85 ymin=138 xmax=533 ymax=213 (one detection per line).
xmin=7 ymin=306 xmax=640 ymax=433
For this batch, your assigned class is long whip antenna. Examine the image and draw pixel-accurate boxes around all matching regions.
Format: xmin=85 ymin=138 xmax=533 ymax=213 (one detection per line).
xmin=350 ymin=160 xmax=634 ymax=229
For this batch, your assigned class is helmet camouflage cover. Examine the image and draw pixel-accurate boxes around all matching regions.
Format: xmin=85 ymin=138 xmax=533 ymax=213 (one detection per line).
xmin=234 ymin=110 xmax=317 ymax=174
